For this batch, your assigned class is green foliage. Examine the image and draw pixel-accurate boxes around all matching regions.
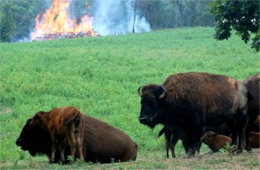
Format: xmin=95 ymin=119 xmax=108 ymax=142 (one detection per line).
xmin=210 ymin=0 xmax=260 ymax=51
xmin=0 ymin=0 xmax=48 ymax=41
xmin=138 ymin=0 xmax=214 ymax=29
xmin=0 ymin=27 xmax=259 ymax=168
xmin=0 ymin=0 xmax=17 ymax=42
xmin=0 ymin=0 xmax=215 ymax=42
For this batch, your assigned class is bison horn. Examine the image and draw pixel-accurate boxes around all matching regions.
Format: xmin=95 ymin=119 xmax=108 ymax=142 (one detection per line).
xmin=159 ymin=86 xmax=167 ymax=99
xmin=138 ymin=86 xmax=143 ymax=96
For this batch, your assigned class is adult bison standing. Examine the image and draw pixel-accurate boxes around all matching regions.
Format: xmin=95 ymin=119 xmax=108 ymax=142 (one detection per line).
xmin=138 ymin=72 xmax=250 ymax=157
xmin=242 ymin=73 xmax=259 ymax=151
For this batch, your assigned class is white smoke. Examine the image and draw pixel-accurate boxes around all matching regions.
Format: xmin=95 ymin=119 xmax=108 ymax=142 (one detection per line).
xmin=92 ymin=0 xmax=151 ymax=36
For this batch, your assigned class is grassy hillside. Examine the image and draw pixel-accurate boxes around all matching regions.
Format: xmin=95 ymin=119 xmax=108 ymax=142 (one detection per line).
xmin=0 ymin=27 xmax=259 ymax=168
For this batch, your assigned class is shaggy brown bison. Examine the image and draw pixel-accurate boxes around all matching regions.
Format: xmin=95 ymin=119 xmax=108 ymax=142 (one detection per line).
xmin=32 ymin=107 xmax=85 ymax=163
xmin=16 ymin=109 xmax=137 ymax=163
xmin=138 ymin=72 xmax=250 ymax=157
xmin=242 ymin=73 xmax=260 ymax=150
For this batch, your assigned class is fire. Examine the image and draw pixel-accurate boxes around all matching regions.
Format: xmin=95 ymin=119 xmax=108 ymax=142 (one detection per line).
xmin=31 ymin=0 xmax=96 ymax=40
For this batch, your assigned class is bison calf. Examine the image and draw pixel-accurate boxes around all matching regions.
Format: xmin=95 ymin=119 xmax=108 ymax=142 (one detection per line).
xmin=200 ymin=131 xmax=232 ymax=152
xmin=248 ymin=132 xmax=260 ymax=148
xmin=201 ymin=131 xmax=260 ymax=152
xmin=34 ymin=106 xmax=84 ymax=163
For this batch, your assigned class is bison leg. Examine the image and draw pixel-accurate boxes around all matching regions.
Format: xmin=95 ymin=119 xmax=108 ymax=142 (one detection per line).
xmin=75 ymin=130 xmax=84 ymax=160
xmin=228 ymin=121 xmax=238 ymax=153
xmin=164 ymin=130 xmax=172 ymax=158
xmin=184 ymin=126 xmax=202 ymax=158
xmin=66 ymin=127 xmax=77 ymax=161
xmin=244 ymin=113 xmax=257 ymax=152
xmin=170 ymin=130 xmax=182 ymax=158
xmin=235 ymin=108 xmax=249 ymax=154
xmin=59 ymin=140 xmax=66 ymax=163
xmin=50 ymin=139 xmax=58 ymax=163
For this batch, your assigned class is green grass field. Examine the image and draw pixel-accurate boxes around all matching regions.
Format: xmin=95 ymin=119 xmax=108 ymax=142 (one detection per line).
xmin=0 ymin=27 xmax=259 ymax=169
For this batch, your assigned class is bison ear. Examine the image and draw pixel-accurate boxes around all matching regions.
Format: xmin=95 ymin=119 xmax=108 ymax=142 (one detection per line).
xmin=27 ymin=118 xmax=33 ymax=125
xmin=158 ymin=85 xmax=167 ymax=100
xmin=212 ymin=133 xmax=217 ymax=137
xmin=32 ymin=112 xmax=43 ymax=122
xmin=138 ymin=86 xmax=143 ymax=96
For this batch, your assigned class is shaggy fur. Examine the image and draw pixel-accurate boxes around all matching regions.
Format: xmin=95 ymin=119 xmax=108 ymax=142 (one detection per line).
xmin=138 ymin=72 xmax=249 ymax=156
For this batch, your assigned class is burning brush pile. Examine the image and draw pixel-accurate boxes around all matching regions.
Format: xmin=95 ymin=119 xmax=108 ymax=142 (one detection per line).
xmin=30 ymin=0 xmax=97 ymax=41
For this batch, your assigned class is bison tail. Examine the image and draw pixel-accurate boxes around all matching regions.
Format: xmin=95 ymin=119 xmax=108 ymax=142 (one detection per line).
xmin=158 ymin=127 xmax=166 ymax=138
xmin=65 ymin=115 xmax=81 ymax=128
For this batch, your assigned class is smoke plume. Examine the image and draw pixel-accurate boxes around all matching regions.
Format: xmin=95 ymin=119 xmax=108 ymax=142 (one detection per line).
xmin=92 ymin=0 xmax=151 ymax=36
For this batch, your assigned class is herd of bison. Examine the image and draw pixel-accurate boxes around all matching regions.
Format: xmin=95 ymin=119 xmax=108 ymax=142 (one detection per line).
xmin=16 ymin=72 xmax=259 ymax=164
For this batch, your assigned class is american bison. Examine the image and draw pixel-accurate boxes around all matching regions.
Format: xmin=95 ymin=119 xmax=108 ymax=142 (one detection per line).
xmin=32 ymin=107 xmax=85 ymax=163
xmin=157 ymin=126 xmax=182 ymax=158
xmin=200 ymin=131 xmax=232 ymax=152
xmin=138 ymin=72 xmax=250 ymax=157
xmin=242 ymin=73 xmax=260 ymax=150
xmin=201 ymin=131 xmax=260 ymax=152
xmin=248 ymin=131 xmax=260 ymax=148
xmin=158 ymin=123 xmax=231 ymax=158
xmin=157 ymin=126 xmax=201 ymax=158
xmin=16 ymin=109 xmax=137 ymax=163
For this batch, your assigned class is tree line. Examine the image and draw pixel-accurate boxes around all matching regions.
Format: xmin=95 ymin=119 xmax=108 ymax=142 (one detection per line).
xmin=0 ymin=0 xmax=214 ymax=42
xmin=0 ymin=0 xmax=258 ymax=51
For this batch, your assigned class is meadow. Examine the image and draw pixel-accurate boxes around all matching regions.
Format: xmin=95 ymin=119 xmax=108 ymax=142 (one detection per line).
xmin=0 ymin=27 xmax=259 ymax=169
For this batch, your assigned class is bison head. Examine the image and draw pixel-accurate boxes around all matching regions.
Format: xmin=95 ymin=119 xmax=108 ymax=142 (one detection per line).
xmin=138 ymin=85 xmax=168 ymax=128
xmin=16 ymin=112 xmax=52 ymax=157
xmin=200 ymin=131 xmax=216 ymax=145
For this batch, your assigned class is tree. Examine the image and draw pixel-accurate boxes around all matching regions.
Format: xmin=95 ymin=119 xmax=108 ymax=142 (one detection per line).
xmin=210 ymin=0 xmax=260 ymax=51
xmin=0 ymin=0 xmax=49 ymax=42
xmin=0 ymin=1 xmax=16 ymax=42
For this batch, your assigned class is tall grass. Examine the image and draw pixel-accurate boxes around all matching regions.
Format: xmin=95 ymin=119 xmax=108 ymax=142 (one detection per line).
xmin=0 ymin=27 xmax=259 ymax=163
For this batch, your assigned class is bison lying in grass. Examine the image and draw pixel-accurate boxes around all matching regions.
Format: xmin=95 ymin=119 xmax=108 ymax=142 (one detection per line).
xmin=16 ymin=107 xmax=137 ymax=163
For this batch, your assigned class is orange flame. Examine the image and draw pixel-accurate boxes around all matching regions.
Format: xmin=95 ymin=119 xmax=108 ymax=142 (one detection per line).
xmin=31 ymin=0 xmax=96 ymax=40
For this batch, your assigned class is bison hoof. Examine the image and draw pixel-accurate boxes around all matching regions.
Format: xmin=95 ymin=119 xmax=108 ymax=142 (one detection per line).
xmin=229 ymin=145 xmax=237 ymax=153
xmin=184 ymin=153 xmax=195 ymax=159
xmin=236 ymin=148 xmax=243 ymax=154
xmin=245 ymin=146 xmax=252 ymax=152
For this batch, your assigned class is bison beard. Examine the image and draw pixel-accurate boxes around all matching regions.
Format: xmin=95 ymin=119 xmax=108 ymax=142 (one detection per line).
xmin=138 ymin=72 xmax=250 ymax=157
xmin=16 ymin=113 xmax=137 ymax=163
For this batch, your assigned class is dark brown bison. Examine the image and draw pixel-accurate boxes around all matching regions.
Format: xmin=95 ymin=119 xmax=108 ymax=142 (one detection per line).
xmin=16 ymin=109 xmax=137 ymax=163
xmin=138 ymin=72 xmax=250 ymax=157
xmin=242 ymin=73 xmax=260 ymax=150
xmin=32 ymin=107 xmax=85 ymax=163
xmin=200 ymin=131 xmax=232 ymax=152
xmin=158 ymin=123 xmax=231 ymax=158
xmin=157 ymin=126 xmax=201 ymax=158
